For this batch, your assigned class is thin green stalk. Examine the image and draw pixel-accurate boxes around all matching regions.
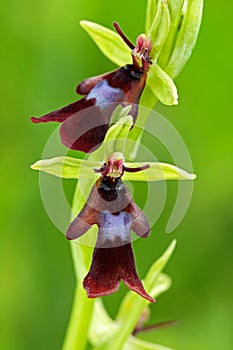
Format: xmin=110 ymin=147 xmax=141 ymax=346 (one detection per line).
xmin=62 ymin=282 xmax=94 ymax=350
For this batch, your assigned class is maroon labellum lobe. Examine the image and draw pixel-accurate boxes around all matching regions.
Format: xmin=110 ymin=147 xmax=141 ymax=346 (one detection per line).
xmin=83 ymin=243 xmax=154 ymax=302
xmin=31 ymin=23 xmax=152 ymax=153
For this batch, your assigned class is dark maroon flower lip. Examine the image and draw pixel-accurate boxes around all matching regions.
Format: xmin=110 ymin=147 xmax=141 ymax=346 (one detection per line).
xmin=31 ymin=23 xmax=152 ymax=153
xmin=83 ymin=244 xmax=155 ymax=303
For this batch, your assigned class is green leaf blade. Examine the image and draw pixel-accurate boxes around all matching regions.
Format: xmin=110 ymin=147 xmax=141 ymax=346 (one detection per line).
xmin=104 ymin=111 xmax=133 ymax=158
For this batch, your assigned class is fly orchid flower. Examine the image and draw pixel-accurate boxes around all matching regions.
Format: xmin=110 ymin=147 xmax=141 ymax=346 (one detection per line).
xmin=66 ymin=152 xmax=154 ymax=302
xmin=31 ymin=23 xmax=152 ymax=153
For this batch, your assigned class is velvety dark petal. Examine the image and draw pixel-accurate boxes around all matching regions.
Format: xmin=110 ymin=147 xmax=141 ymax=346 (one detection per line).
xmin=83 ymin=243 xmax=154 ymax=302
xmin=60 ymin=104 xmax=110 ymax=152
xmin=66 ymin=190 xmax=100 ymax=240
xmin=31 ymin=98 xmax=95 ymax=124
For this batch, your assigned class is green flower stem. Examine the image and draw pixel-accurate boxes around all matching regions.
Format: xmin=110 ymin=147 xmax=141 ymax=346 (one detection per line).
xmin=62 ymin=282 xmax=94 ymax=350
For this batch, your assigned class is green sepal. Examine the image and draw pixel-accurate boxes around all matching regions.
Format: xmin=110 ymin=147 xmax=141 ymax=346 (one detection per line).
xmin=147 ymin=64 xmax=178 ymax=105
xmin=31 ymin=156 xmax=196 ymax=182
xmin=30 ymin=157 xmax=101 ymax=179
xmin=80 ymin=20 xmax=131 ymax=67
xmin=123 ymin=161 xmax=196 ymax=181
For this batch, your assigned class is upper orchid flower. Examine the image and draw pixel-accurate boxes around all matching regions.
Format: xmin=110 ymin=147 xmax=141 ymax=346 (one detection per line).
xmin=31 ymin=23 xmax=152 ymax=153
xmin=66 ymin=152 xmax=154 ymax=302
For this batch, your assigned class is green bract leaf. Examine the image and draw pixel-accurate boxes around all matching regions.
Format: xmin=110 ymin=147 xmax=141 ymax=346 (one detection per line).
xmin=104 ymin=114 xmax=133 ymax=158
xmin=158 ymin=0 xmax=185 ymax=69
xmin=149 ymin=272 xmax=172 ymax=298
xmin=89 ymin=300 xmax=118 ymax=346
xmin=30 ymin=157 xmax=101 ymax=178
xmin=151 ymin=1 xmax=171 ymax=61
xmin=166 ymin=0 xmax=204 ymax=78
xmin=123 ymin=161 xmax=196 ymax=181
xmin=147 ymin=64 xmax=178 ymax=105
xmin=80 ymin=20 xmax=131 ymax=67
xmin=116 ymin=273 xmax=171 ymax=324
xmin=125 ymin=338 xmax=174 ymax=350
xmin=145 ymin=240 xmax=176 ymax=291
xmin=145 ymin=0 xmax=157 ymax=33
xmin=110 ymin=105 xmax=132 ymax=125
xmin=169 ymin=0 xmax=185 ymax=20
xmin=147 ymin=0 xmax=163 ymax=42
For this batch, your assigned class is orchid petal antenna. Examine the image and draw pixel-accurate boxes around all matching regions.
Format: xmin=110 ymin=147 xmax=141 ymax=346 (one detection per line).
xmin=113 ymin=22 xmax=135 ymax=50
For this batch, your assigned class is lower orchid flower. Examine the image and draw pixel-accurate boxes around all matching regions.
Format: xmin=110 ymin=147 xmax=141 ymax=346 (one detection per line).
xmin=66 ymin=153 xmax=154 ymax=302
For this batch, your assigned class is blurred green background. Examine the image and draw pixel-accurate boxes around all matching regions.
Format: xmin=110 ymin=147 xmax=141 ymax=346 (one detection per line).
xmin=1 ymin=0 xmax=233 ymax=349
